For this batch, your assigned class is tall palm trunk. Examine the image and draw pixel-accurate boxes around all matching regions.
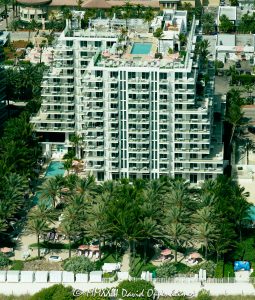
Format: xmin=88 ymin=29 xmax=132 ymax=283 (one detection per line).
xmin=99 ymin=237 xmax=102 ymax=259
xmin=5 ymin=5 xmax=8 ymax=27
xmin=205 ymin=242 xmax=208 ymax=260
xmin=229 ymin=125 xmax=236 ymax=146
xmin=28 ymin=30 xmax=31 ymax=42
xmin=37 ymin=234 xmax=40 ymax=258
xmin=68 ymin=236 xmax=71 ymax=258
xmin=174 ymin=241 xmax=177 ymax=263
xmin=143 ymin=239 xmax=147 ymax=264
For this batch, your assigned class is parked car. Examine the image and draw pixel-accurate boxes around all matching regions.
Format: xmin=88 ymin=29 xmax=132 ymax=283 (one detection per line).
xmin=48 ymin=255 xmax=62 ymax=262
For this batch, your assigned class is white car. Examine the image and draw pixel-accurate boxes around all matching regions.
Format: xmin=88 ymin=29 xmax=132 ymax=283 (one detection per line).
xmin=48 ymin=255 xmax=62 ymax=262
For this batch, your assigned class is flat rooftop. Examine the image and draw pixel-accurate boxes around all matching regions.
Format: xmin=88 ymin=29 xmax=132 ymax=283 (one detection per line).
xmin=218 ymin=6 xmax=237 ymax=21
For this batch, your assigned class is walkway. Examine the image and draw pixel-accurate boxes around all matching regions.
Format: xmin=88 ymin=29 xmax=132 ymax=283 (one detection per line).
xmin=120 ymin=252 xmax=130 ymax=272
xmin=0 ymin=282 xmax=254 ymax=296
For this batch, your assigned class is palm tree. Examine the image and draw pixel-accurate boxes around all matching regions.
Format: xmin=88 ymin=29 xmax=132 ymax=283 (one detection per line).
xmin=165 ymin=222 xmax=190 ymax=262
xmin=27 ymin=19 xmax=38 ymax=42
xmin=26 ymin=218 xmax=49 ymax=258
xmin=69 ymin=134 xmax=83 ymax=159
xmin=153 ymin=28 xmax=164 ymax=54
xmin=40 ymin=177 xmax=60 ymax=207
xmin=122 ymin=2 xmax=133 ymax=29
xmin=75 ymin=175 xmax=96 ymax=199
xmin=197 ymin=40 xmax=210 ymax=64
xmin=142 ymin=7 xmax=154 ymax=26
xmin=39 ymin=40 xmax=47 ymax=64
xmin=164 ymin=202 xmax=191 ymax=261
xmin=135 ymin=4 xmax=144 ymax=18
xmin=193 ymin=207 xmax=220 ymax=260
xmin=63 ymin=159 xmax=72 ymax=176
xmin=245 ymin=138 xmax=255 ymax=165
xmin=225 ymin=103 xmax=244 ymax=145
xmin=193 ymin=222 xmax=218 ymax=260
xmin=59 ymin=220 xmax=77 ymax=258
xmin=30 ymin=200 xmax=57 ymax=224
xmin=139 ymin=217 xmax=162 ymax=263
xmin=178 ymin=33 xmax=187 ymax=47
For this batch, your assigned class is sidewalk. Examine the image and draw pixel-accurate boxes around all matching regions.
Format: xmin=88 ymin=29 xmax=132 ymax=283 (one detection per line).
xmin=0 ymin=282 xmax=254 ymax=296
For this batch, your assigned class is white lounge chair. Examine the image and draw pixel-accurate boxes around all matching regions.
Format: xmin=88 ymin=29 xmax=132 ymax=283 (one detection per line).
xmin=84 ymin=251 xmax=88 ymax=257
xmin=95 ymin=252 xmax=99 ymax=259
xmin=89 ymin=252 xmax=93 ymax=259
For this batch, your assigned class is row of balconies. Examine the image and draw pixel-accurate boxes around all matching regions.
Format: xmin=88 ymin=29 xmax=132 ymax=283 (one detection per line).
xmin=174 ymin=139 xmax=210 ymax=143
xmin=175 ymin=119 xmax=210 ymax=124
xmin=33 ymin=124 xmax=74 ymax=132
xmin=174 ymin=167 xmax=222 ymax=173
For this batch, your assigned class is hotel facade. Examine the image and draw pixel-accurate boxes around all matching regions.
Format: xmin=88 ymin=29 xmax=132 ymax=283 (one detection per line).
xmin=31 ymin=11 xmax=225 ymax=183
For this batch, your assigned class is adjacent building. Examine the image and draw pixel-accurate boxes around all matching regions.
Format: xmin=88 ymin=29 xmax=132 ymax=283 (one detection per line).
xmin=31 ymin=10 xmax=225 ymax=183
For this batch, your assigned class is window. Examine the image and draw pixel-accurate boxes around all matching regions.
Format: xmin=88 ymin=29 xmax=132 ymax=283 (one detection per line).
xmin=160 ymin=73 xmax=167 ymax=80
xmin=175 ymin=104 xmax=182 ymax=110
xmin=95 ymin=41 xmax=101 ymax=47
xmin=175 ymin=72 xmax=183 ymax=79
xmin=97 ymin=172 xmax=104 ymax=181
xmin=190 ymin=174 xmax=197 ymax=183
xmin=80 ymin=41 xmax=87 ymax=47
xmin=142 ymin=72 xmax=149 ymax=79
xmin=66 ymin=41 xmax=73 ymax=47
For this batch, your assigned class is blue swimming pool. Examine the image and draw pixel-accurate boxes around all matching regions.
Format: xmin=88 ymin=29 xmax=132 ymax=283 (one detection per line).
xmin=249 ymin=206 xmax=255 ymax=221
xmin=131 ymin=43 xmax=152 ymax=55
xmin=45 ymin=161 xmax=65 ymax=177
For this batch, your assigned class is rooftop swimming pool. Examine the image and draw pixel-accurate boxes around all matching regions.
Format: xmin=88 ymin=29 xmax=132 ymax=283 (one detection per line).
xmin=131 ymin=43 xmax=152 ymax=55
xmin=45 ymin=161 xmax=65 ymax=177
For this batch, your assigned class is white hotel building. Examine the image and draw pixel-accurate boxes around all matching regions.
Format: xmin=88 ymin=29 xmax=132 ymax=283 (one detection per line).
xmin=31 ymin=10 xmax=225 ymax=183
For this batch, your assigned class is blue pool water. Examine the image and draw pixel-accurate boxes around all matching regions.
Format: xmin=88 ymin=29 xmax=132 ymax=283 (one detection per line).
xmin=249 ymin=206 xmax=255 ymax=221
xmin=131 ymin=43 xmax=152 ymax=55
xmin=45 ymin=161 xmax=65 ymax=177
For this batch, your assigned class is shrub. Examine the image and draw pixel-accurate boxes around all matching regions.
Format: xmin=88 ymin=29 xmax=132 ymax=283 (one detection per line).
xmin=250 ymin=270 xmax=255 ymax=277
xmin=174 ymin=262 xmax=190 ymax=274
xmin=10 ymin=260 xmax=24 ymax=270
xmin=0 ymin=253 xmax=10 ymax=268
xmin=196 ymin=289 xmax=212 ymax=300
xmin=31 ymin=284 xmax=74 ymax=300
xmin=117 ymin=280 xmax=155 ymax=300
xmin=190 ymin=261 xmax=216 ymax=278
xmin=215 ymin=261 xmax=224 ymax=278
xmin=215 ymin=60 xmax=224 ymax=69
xmin=223 ymin=262 xmax=234 ymax=277
xmin=63 ymin=256 xmax=96 ymax=274
xmin=4 ymin=60 xmax=14 ymax=65
xmin=156 ymin=262 xmax=177 ymax=278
